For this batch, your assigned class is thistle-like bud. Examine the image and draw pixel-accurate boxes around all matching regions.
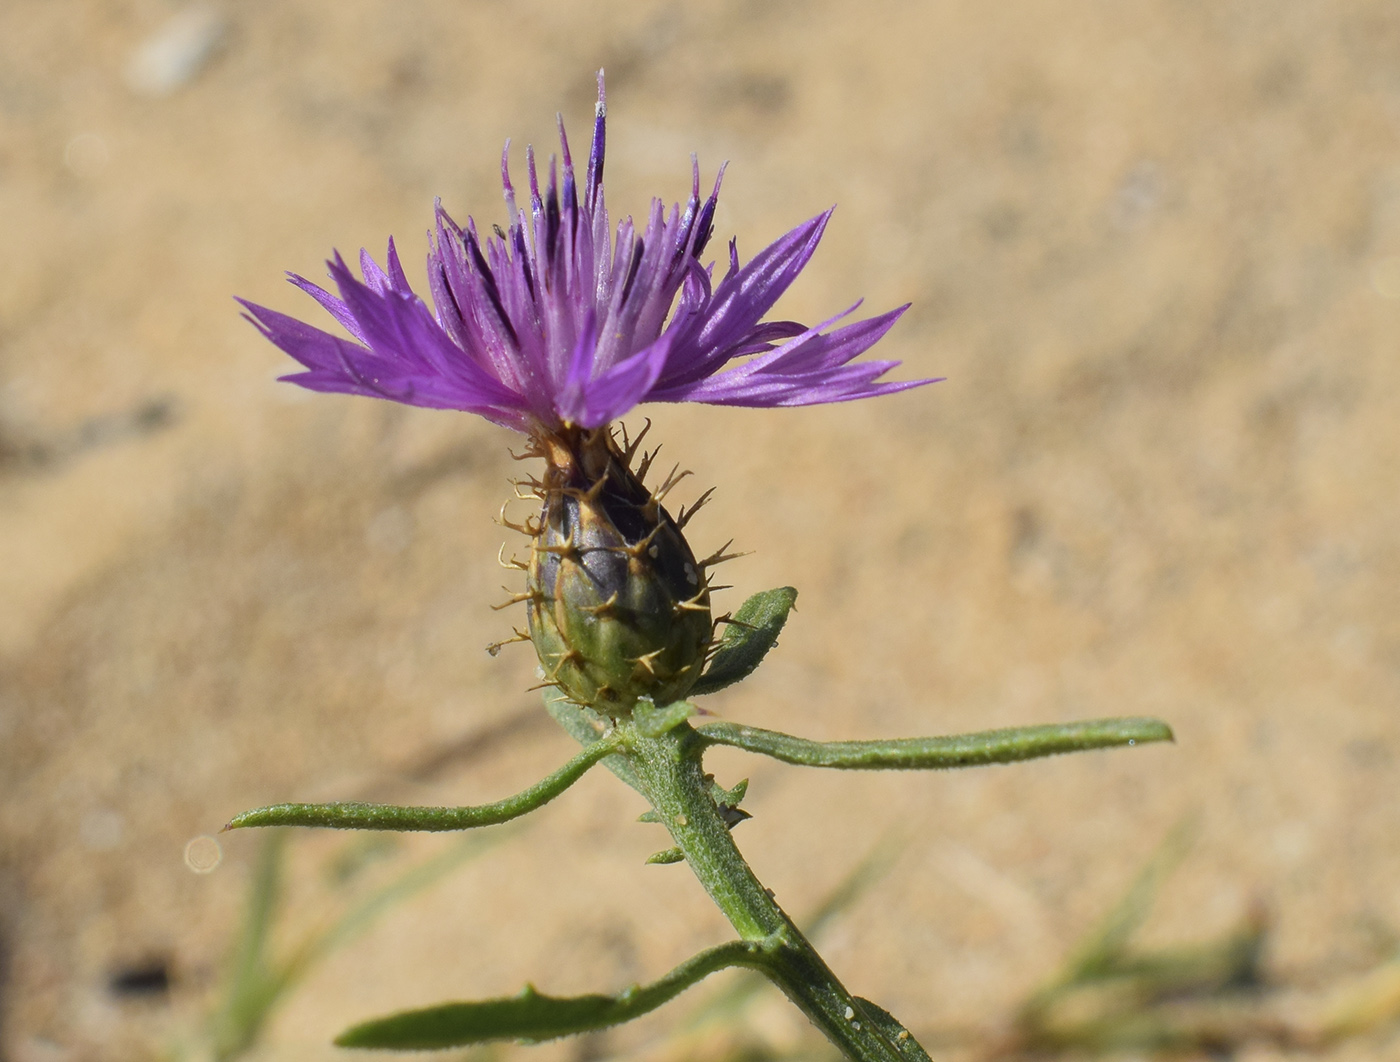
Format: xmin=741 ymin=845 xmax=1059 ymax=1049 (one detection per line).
xmin=524 ymin=427 xmax=712 ymax=718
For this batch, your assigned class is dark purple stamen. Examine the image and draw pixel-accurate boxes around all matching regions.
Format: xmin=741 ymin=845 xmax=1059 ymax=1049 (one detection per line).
xmin=463 ymin=230 xmax=518 ymax=347
xmin=692 ymin=165 xmax=725 ymax=261
xmin=558 ymin=117 xmax=580 ymax=240
xmin=439 ymin=263 xmax=465 ymax=324
xmin=620 ymin=239 xmax=645 ymax=308
xmin=692 ymin=199 xmax=717 ymax=259
xmin=586 ymin=72 xmax=606 ymax=208
xmin=544 ymin=173 xmax=562 ymax=266
xmin=512 ymin=226 xmax=536 ymax=301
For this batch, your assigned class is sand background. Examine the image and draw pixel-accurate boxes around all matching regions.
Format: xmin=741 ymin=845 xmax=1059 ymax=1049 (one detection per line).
xmin=2 ymin=1 xmax=1399 ymax=1059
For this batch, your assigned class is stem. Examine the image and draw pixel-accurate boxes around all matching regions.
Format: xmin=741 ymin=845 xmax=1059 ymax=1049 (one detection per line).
xmin=625 ymin=723 xmax=923 ymax=1062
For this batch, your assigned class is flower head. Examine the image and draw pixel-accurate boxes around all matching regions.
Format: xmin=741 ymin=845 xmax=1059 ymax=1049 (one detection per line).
xmin=240 ymin=73 xmax=932 ymax=434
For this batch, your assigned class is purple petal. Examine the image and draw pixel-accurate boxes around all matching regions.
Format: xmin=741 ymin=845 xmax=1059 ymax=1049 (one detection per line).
xmin=658 ymin=211 xmax=832 ymax=388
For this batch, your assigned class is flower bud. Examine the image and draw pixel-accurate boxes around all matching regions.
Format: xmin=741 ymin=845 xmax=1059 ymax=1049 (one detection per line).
xmin=526 ymin=428 xmax=712 ymax=718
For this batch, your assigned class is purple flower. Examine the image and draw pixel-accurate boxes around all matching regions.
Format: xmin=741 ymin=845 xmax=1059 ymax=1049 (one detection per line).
xmin=240 ymin=73 xmax=933 ymax=434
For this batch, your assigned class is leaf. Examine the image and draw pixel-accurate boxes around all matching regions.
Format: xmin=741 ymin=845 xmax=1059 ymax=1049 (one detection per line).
xmin=1061 ymin=816 xmax=1197 ymax=982
xmin=647 ymin=847 xmax=685 ymax=865
xmin=279 ymin=831 xmax=510 ymax=992
xmin=635 ymin=698 xmax=697 ymax=738
xmin=710 ymin=778 xmax=748 ymax=808
xmin=335 ymin=940 xmax=764 ymax=1049
xmin=208 ymin=831 xmax=286 ymax=1060
xmin=207 ymin=830 xmax=509 ymax=1061
xmin=225 ymin=738 xmax=620 ymax=832
xmin=689 ymin=587 xmax=797 ymax=697
xmin=697 ymin=716 xmax=1174 ymax=770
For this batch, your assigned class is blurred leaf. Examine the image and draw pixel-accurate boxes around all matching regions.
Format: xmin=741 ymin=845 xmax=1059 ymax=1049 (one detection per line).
xmin=690 ymin=587 xmax=798 ymax=697
xmin=323 ymin=834 xmax=401 ymax=887
xmin=1320 ymin=955 xmax=1400 ymax=1043
xmin=207 ymin=830 xmax=510 ymax=1060
xmin=277 ymin=831 xmax=509 ymax=992
xmin=1058 ymin=816 xmax=1197 ymax=985
xmin=209 ymin=831 xmax=287 ymax=1061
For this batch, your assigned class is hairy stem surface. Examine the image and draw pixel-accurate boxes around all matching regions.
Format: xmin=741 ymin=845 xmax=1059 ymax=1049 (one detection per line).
xmin=225 ymin=737 xmax=622 ymax=832
xmin=626 ymin=723 xmax=925 ymax=1062
xmin=696 ymin=717 xmax=1173 ymax=769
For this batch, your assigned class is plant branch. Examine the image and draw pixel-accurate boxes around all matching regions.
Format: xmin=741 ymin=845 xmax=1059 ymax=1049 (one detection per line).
xmin=695 ymin=716 xmax=1173 ymax=770
xmin=335 ymin=940 xmax=767 ymax=1049
xmin=224 ymin=737 xmax=623 ymax=832
xmin=627 ymin=722 xmax=927 ymax=1062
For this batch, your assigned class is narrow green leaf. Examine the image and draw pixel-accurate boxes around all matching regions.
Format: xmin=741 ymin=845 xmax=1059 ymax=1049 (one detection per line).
xmin=207 ymin=829 xmax=512 ymax=1060
xmin=710 ymin=778 xmax=748 ymax=808
xmin=647 ymin=847 xmax=685 ymax=865
xmin=279 ymin=831 xmax=511 ymax=993
xmin=225 ymin=738 xmax=621 ymax=832
xmin=1059 ymin=816 xmax=1198 ymax=982
xmin=335 ymin=940 xmax=767 ymax=1049
xmin=697 ymin=717 xmax=1174 ymax=770
xmin=689 ymin=587 xmax=798 ymax=697
xmin=543 ymin=688 xmax=644 ymax=794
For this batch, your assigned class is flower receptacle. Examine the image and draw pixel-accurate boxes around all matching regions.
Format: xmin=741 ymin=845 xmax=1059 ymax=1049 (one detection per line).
xmin=524 ymin=426 xmax=713 ymax=718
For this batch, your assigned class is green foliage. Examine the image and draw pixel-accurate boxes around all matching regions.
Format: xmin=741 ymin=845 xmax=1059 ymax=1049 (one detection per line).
xmin=335 ymin=941 xmax=765 ymax=1049
xmin=689 ymin=587 xmax=798 ymax=697
xmin=1010 ymin=819 xmax=1270 ymax=1057
xmin=202 ymin=830 xmax=506 ymax=1061
xmin=697 ymin=716 xmax=1174 ymax=769
xmin=223 ymin=559 xmax=1180 ymax=1062
xmin=224 ymin=737 xmax=621 ymax=832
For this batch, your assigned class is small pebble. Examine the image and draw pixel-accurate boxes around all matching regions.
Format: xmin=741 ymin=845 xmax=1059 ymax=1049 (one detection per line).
xmin=125 ymin=4 xmax=227 ymax=97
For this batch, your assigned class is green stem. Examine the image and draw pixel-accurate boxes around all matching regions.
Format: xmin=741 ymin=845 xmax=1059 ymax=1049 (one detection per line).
xmin=224 ymin=737 xmax=622 ymax=832
xmin=625 ymin=723 xmax=924 ymax=1062
xmin=696 ymin=716 xmax=1173 ymax=769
